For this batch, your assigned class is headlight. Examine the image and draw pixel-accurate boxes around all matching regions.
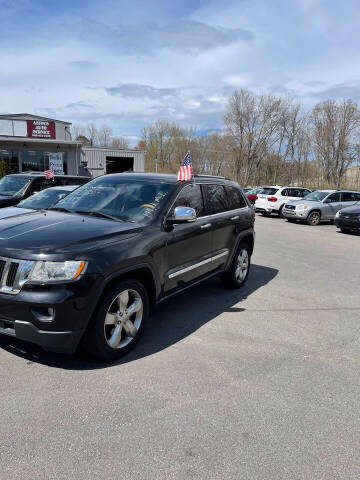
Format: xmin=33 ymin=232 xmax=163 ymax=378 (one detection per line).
xmin=295 ymin=204 xmax=308 ymax=211
xmin=29 ymin=261 xmax=87 ymax=282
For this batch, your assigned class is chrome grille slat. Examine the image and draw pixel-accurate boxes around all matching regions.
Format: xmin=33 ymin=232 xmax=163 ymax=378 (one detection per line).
xmin=0 ymin=257 xmax=35 ymax=295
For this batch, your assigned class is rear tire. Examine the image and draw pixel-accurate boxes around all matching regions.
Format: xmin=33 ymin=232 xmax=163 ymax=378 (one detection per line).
xmin=306 ymin=211 xmax=321 ymax=226
xmin=261 ymin=212 xmax=271 ymax=217
xmin=279 ymin=205 xmax=285 ymax=218
xmin=222 ymin=243 xmax=251 ymax=289
xmin=340 ymin=228 xmax=350 ymax=234
xmin=82 ymin=278 xmax=149 ymax=361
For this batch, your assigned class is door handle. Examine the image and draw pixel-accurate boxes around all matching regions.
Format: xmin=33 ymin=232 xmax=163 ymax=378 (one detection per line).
xmin=201 ymin=223 xmax=212 ymax=229
xmin=231 ymin=215 xmax=239 ymax=220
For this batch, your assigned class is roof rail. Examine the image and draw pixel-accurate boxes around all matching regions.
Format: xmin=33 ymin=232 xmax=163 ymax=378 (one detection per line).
xmin=193 ymin=174 xmax=227 ymax=179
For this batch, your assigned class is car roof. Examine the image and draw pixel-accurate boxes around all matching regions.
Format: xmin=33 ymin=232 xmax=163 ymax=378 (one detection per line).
xmin=103 ymin=172 xmax=232 ymax=184
xmin=5 ymin=173 xmax=89 ymax=180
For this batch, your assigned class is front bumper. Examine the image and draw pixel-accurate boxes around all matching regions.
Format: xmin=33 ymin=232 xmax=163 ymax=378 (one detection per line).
xmin=0 ymin=274 xmax=101 ymax=353
xmin=0 ymin=319 xmax=83 ymax=353
xmin=334 ymin=217 xmax=360 ymax=230
xmin=282 ymin=208 xmax=309 ymax=220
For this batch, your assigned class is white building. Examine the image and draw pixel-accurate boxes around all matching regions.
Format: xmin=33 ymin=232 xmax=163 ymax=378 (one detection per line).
xmin=0 ymin=113 xmax=145 ymax=177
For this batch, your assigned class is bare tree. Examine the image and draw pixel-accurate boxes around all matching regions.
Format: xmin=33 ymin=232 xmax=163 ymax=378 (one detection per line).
xmin=97 ymin=124 xmax=113 ymax=147
xmin=109 ymin=137 xmax=130 ymax=149
xmin=86 ymin=123 xmax=98 ymax=147
xmin=224 ymin=89 xmax=284 ymax=185
xmin=312 ymin=99 xmax=360 ymax=188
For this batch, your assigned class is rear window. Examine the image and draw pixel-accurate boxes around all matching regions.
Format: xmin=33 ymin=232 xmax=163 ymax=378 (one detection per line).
xmin=203 ymin=184 xmax=228 ymax=214
xmin=257 ymin=187 xmax=278 ymax=195
xmin=226 ymin=185 xmax=246 ymax=209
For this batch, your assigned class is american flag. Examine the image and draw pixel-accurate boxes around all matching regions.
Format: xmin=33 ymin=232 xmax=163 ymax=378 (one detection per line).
xmin=177 ymin=151 xmax=193 ymax=181
xmin=44 ymin=169 xmax=54 ymax=180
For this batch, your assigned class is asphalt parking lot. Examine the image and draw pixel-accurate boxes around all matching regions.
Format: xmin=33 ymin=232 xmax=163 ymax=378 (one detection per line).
xmin=1 ymin=215 xmax=360 ymax=480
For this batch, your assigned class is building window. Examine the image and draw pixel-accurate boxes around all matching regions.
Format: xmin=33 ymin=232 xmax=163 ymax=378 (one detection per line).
xmin=21 ymin=151 xmax=67 ymax=174
xmin=0 ymin=150 xmax=20 ymax=174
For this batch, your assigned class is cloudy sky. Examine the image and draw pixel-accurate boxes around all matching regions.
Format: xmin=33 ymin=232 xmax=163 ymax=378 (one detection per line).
xmin=1 ymin=0 xmax=360 ymax=143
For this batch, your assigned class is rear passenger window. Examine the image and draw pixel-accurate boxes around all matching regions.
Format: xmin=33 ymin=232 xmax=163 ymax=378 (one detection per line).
xmin=226 ymin=185 xmax=246 ymax=209
xmin=204 ymin=185 xmax=228 ymax=214
xmin=343 ymin=192 xmax=359 ymax=202
xmin=281 ymin=189 xmax=290 ymax=196
xmin=171 ymin=185 xmax=204 ymax=217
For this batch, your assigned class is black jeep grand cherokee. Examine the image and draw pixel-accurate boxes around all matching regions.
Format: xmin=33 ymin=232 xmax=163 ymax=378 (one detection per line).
xmin=0 ymin=173 xmax=255 ymax=360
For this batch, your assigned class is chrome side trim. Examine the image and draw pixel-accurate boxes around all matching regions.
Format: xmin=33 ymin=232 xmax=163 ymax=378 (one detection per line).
xmin=168 ymin=250 xmax=229 ymax=279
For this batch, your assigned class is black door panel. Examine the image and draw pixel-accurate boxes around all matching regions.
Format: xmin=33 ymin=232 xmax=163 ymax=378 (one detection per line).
xmin=163 ymin=184 xmax=213 ymax=293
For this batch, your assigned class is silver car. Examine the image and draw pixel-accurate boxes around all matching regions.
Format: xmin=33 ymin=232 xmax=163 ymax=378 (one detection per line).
xmin=282 ymin=190 xmax=360 ymax=225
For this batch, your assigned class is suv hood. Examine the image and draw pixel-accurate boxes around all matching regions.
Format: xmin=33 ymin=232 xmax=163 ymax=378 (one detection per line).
xmin=285 ymin=199 xmax=322 ymax=206
xmin=0 ymin=210 xmax=142 ymax=259
xmin=339 ymin=203 xmax=360 ymax=215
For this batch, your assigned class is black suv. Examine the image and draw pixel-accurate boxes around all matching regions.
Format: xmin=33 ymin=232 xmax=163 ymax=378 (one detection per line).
xmin=0 ymin=173 xmax=255 ymax=360
xmin=0 ymin=173 xmax=89 ymax=208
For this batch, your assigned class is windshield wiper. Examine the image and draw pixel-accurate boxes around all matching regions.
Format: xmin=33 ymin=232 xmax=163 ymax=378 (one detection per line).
xmin=73 ymin=210 xmax=121 ymax=222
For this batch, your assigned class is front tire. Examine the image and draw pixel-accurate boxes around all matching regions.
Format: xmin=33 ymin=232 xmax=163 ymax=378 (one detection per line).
xmin=82 ymin=278 xmax=149 ymax=361
xmin=306 ymin=211 xmax=321 ymax=226
xmin=222 ymin=243 xmax=251 ymax=289
xmin=340 ymin=228 xmax=350 ymax=234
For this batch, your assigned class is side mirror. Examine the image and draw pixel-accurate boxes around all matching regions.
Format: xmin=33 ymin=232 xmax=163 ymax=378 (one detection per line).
xmin=166 ymin=206 xmax=197 ymax=225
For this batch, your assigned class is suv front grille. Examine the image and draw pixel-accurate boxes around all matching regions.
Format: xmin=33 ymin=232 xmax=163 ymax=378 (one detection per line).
xmin=6 ymin=263 xmax=19 ymax=287
xmin=0 ymin=257 xmax=34 ymax=295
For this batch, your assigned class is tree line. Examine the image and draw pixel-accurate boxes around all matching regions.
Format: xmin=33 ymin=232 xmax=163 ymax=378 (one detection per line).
xmin=139 ymin=90 xmax=360 ymax=189
xmin=71 ymin=123 xmax=130 ymax=150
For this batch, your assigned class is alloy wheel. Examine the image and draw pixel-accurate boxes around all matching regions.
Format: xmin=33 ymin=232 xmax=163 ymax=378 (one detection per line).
xmin=104 ymin=289 xmax=143 ymax=349
xmin=308 ymin=212 xmax=320 ymax=226
xmin=235 ymin=248 xmax=249 ymax=282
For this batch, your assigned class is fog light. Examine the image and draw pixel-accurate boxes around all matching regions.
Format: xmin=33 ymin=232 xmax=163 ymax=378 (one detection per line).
xmin=31 ymin=307 xmax=56 ymax=322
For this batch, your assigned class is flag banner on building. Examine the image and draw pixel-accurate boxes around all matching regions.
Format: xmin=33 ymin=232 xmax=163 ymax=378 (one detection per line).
xmin=44 ymin=169 xmax=54 ymax=180
xmin=177 ymin=151 xmax=193 ymax=181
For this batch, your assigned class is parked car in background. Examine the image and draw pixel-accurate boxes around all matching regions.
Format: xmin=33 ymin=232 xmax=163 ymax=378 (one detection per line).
xmin=335 ymin=201 xmax=360 ymax=233
xmin=0 ymin=173 xmax=89 ymax=208
xmin=246 ymin=187 xmax=263 ymax=205
xmin=0 ymin=185 xmax=78 ymax=220
xmin=242 ymin=188 xmax=252 ymax=194
xmin=0 ymin=173 xmax=255 ymax=360
xmin=282 ymin=190 xmax=360 ymax=225
xmin=255 ymin=186 xmax=311 ymax=217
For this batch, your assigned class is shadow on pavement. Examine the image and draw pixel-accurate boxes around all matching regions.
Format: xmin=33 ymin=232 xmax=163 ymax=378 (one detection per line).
xmin=0 ymin=264 xmax=278 ymax=370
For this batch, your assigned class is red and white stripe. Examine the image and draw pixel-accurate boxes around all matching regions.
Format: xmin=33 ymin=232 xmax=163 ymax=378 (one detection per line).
xmin=177 ymin=164 xmax=193 ymax=181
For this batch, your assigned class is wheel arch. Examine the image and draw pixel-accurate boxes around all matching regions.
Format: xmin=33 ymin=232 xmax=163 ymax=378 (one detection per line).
xmin=87 ymin=264 xmax=158 ymax=327
xmin=308 ymin=208 xmax=322 ymax=218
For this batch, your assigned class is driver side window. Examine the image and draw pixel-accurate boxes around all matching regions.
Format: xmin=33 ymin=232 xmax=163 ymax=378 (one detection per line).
xmin=326 ymin=192 xmax=341 ymax=203
xmin=171 ymin=185 xmax=204 ymax=217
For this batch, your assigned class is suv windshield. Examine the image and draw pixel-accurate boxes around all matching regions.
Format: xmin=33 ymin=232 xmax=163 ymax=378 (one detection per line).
xmin=0 ymin=176 xmax=30 ymax=196
xmin=18 ymin=188 xmax=70 ymax=210
xmin=52 ymin=176 xmax=175 ymax=222
xmin=304 ymin=191 xmax=332 ymax=201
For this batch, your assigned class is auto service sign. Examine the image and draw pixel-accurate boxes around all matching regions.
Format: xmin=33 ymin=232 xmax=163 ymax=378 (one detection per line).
xmin=27 ymin=120 xmax=56 ymax=139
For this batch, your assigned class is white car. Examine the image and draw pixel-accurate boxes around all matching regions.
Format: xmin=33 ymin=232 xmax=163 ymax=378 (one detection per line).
xmin=255 ymin=186 xmax=312 ymax=217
